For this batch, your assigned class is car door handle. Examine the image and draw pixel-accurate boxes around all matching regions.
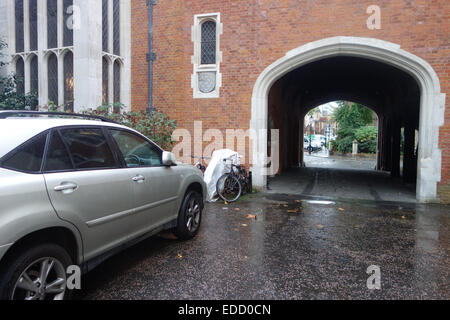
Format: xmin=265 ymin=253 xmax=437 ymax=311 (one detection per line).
xmin=54 ymin=183 xmax=78 ymax=192
xmin=132 ymin=175 xmax=145 ymax=182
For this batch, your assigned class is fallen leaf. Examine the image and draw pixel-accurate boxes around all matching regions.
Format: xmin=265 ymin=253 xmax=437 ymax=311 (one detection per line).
xmin=317 ymin=224 xmax=324 ymax=229
xmin=247 ymin=214 xmax=257 ymax=219
xmin=241 ymin=224 xmax=248 ymax=227
xmin=338 ymin=208 xmax=345 ymax=212
xmin=224 ymin=201 xmax=228 ymax=205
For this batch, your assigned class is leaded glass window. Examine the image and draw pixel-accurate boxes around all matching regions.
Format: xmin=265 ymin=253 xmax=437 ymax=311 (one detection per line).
xmin=15 ymin=57 xmax=25 ymax=95
xmin=15 ymin=0 xmax=24 ymax=53
xmin=201 ymin=21 xmax=216 ymax=65
xmin=64 ymin=52 xmax=74 ymax=112
xmin=102 ymin=57 xmax=109 ymax=104
xmin=113 ymin=0 xmax=120 ymax=56
xmin=113 ymin=60 xmax=121 ymax=108
xmin=102 ymin=0 xmax=109 ymax=52
xmin=30 ymin=55 xmax=39 ymax=109
xmin=47 ymin=0 xmax=58 ymax=49
xmin=47 ymin=53 xmax=58 ymax=104
xmin=29 ymin=0 xmax=38 ymax=51
xmin=63 ymin=0 xmax=74 ymax=47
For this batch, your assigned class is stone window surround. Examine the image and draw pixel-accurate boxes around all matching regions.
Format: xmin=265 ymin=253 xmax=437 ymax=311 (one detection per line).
xmin=9 ymin=0 xmax=74 ymax=107
xmin=191 ymin=12 xmax=223 ymax=99
xmin=102 ymin=0 xmax=124 ymax=110
xmin=102 ymin=53 xmax=124 ymax=106
xmin=2 ymin=0 xmax=131 ymax=112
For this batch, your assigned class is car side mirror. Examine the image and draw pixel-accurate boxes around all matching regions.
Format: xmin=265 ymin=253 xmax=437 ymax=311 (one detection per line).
xmin=162 ymin=151 xmax=176 ymax=166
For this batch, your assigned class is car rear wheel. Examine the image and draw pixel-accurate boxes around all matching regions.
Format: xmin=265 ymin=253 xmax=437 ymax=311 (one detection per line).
xmin=174 ymin=190 xmax=203 ymax=240
xmin=0 ymin=243 xmax=72 ymax=300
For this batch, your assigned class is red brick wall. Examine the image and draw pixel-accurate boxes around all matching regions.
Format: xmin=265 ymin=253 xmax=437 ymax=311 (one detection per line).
xmin=131 ymin=0 xmax=450 ymax=201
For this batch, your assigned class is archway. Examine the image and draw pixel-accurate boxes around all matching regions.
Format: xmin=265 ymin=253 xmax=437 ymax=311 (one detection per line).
xmin=250 ymin=37 xmax=445 ymax=202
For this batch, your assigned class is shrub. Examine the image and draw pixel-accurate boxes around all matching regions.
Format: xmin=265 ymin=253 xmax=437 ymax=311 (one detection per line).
xmin=355 ymin=126 xmax=377 ymax=154
xmin=84 ymin=105 xmax=177 ymax=150
xmin=0 ymin=40 xmax=38 ymax=110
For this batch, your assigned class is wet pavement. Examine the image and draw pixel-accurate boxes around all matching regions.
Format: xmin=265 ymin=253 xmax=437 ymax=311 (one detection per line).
xmin=76 ymin=193 xmax=449 ymax=300
xmin=268 ymin=150 xmax=415 ymax=203
xmin=304 ymin=150 xmax=377 ymax=171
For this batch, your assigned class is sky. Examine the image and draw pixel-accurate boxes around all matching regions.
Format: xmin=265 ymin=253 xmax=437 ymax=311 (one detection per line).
xmin=319 ymin=102 xmax=339 ymax=115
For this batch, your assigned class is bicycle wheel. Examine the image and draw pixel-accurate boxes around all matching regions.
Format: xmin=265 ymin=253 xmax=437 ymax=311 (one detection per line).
xmin=216 ymin=174 xmax=242 ymax=203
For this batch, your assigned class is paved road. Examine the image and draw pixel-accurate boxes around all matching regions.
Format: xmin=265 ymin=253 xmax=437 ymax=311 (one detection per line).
xmin=76 ymin=194 xmax=449 ymax=300
xmin=268 ymin=150 xmax=415 ymax=203
xmin=304 ymin=150 xmax=377 ymax=171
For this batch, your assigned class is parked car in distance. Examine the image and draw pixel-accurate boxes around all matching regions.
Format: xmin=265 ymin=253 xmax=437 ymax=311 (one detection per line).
xmin=304 ymin=136 xmax=322 ymax=152
xmin=0 ymin=111 xmax=206 ymax=300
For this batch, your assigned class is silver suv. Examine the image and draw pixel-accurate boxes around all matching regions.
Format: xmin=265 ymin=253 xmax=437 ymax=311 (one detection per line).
xmin=0 ymin=111 xmax=206 ymax=300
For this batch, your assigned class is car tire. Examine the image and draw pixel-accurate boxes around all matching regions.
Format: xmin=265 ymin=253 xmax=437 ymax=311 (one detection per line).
xmin=0 ymin=243 xmax=73 ymax=300
xmin=174 ymin=190 xmax=203 ymax=240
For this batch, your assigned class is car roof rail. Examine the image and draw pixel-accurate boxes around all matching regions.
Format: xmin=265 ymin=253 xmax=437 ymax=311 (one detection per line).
xmin=0 ymin=110 xmax=120 ymax=124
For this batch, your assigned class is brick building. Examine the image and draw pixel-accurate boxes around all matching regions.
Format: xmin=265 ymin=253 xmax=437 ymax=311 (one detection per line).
xmin=130 ymin=0 xmax=449 ymax=203
xmin=1 ymin=1 xmax=448 ymax=203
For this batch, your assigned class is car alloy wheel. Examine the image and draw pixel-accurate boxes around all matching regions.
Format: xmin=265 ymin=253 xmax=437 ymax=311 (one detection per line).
xmin=12 ymin=257 xmax=67 ymax=300
xmin=186 ymin=198 xmax=201 ymax=233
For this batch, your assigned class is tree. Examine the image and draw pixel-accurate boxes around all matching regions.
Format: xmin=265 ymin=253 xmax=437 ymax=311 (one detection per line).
xmin=0 ymin=40 xmax=38 ymax=110
xmin=332 ymin=101 xmax=375 ymax=153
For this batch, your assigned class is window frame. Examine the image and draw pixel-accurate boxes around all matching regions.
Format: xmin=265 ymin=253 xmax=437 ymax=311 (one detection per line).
xmin=53 ymin=126 xmax=122 ymax=172
xmin=0 ymin=125 xmax=165 ymax=175
xmin=0 ymin=131 xmax=50 ymax=174
xmin=107 ymin=127 xmax=165 ymax=169
xmin=191 ymin=13 xmax=222 ymax=99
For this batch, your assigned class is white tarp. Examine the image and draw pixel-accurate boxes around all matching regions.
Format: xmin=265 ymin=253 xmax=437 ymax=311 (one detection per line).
xmin=204 ymin=149 xmax=240 ymax=202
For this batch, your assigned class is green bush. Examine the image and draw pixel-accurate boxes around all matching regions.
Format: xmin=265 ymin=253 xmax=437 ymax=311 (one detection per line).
xmin=85 ymin=105 xmax=177 ymax=150
xmin=355 ymin=126 xmax=377 ymax=154
xmin=0 ymin=40 xmax=38 ymax=110
xmin=332 ymin=102 xmax=375 ymax=154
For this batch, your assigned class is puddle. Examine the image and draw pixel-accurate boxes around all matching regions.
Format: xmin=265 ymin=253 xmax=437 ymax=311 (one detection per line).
xmin=305 ymin=200 xmax=336 ymax=205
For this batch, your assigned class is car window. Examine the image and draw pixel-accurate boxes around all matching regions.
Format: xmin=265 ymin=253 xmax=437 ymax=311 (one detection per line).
xmin=60 ymin=128 xmax=117 ymax=170
xmin=1 ymin=132 xmax=47 ymax=173
xmin=109 ymin=129 xmax=162 ymax=167
xmin=43 ymin=131 xmax=74 ymax=172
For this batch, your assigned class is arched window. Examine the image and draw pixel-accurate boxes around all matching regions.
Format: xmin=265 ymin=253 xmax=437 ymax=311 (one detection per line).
xmin=63 ymin=0 xmax=74 ymax=47
xmin=102 ymin=57 xmax=109 ymax=104
xmin=201 ymin=21 xmax=216 ymax=65
xmin=30 ymin=55 xmax=39 ymax=109
xmin=102 ymin=0 xmax=109 ymax=52
xmin=29 ymin=0 xmax=38 ymax=51
xmin=15 ymin=57 xmax=25 ymax=95
xmin=47 ymin=0 xmax=58 ymax=49
xmin=64 ymin=51 xmax=74 ymax=111
xmin=47 ymin=53 xmax=58 ymax=104
xmin=113 ymin=60 xmax=121 ymax=110
xmin=113 ymin=0 xmax=120 ymax=56
xmin=15 ymin=0 xmax=24 ymax=53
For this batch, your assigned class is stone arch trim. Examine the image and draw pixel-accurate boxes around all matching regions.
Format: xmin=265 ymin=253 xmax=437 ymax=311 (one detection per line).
xmin=250 ymin=36 xmax=446 ymax=202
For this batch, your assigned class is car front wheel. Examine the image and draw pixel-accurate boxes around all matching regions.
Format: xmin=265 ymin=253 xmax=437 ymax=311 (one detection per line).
xmin=174 ymin=190 xmax=203 ymax=240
